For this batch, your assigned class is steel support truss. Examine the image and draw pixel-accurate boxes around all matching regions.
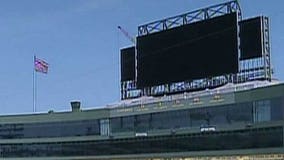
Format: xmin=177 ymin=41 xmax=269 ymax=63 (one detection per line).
xmin=263 ymin=17 xmax=272 ymax=80
xmin=138 ymin=0 xmax=242 ymax=36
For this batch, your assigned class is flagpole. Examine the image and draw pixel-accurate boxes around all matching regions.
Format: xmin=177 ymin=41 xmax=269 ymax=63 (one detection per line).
xmin=33 ymin=55 xmax=37 ymax=112
xmin=33 ymin=56 xmax=48 ymax=112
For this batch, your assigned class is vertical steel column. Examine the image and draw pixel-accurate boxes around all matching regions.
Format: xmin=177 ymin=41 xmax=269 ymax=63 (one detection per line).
xmin=263 ymin=16 xmax=272 ymax=81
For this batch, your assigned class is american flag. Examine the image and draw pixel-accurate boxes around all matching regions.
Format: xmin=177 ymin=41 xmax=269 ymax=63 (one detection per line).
xmin=34 ymin=57 xmax=48 ymax=74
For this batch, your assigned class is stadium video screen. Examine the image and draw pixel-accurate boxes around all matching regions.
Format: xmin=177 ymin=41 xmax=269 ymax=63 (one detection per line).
xmin=240 ymin=17 xmax=263 ymax=60
xmin=137 ymin=13 xmax=238 ymax=88
xmin=120 ymin=46 xmax=135 ymax=81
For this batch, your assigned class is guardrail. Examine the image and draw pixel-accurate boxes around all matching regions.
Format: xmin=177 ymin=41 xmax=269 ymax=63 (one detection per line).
xmin=107 ymin=81 xmax=278 ymax=109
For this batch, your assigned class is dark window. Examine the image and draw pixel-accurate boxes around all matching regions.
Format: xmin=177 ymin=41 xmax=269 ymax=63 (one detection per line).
xmin=253 ymin=100 xmax=271 ymax=122
xmin=270 ymin=97 xmax=284 ymax=121
xmin=110 ymin=117 xmax=122 ymax=133
xmin=122 ymin=116 xmax=135 ymax=132
xmin=110 ymin=116 xmax=134 ymax=133
xmin=135 ymin=114 xmax=150 ymax=132
xmin=228 ymin=102 xmax=253 ymax=123
xmin=110 ymin=97 xmax=284 ymax=134
xmin=190 ymin=108 xmax=210 ymax=127
xmin=151 ymin=111 xmax=170 ymax=130
xmin=151 ymin=110 xmax=190 ymax=130
xmin=208 ymin=105 xmax=229 ymax=125
xmin=0 ymin=120 xmax=100 ymax=139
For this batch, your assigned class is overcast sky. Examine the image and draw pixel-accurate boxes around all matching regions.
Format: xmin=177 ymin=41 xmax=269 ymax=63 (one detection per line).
xmin=0 ymin=0 xmax=283 ymax=115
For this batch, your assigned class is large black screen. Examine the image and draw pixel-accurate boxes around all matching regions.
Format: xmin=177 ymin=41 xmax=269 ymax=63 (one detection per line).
xmin=120 ymin=46 xmax=135 ymax=81
xmin=240 ymin=17 xmax=263 ymax=60
xmin=137 ymin=13 xmax=238 ymax=88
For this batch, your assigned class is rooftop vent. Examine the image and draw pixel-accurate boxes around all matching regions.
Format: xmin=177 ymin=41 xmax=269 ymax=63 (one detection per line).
xmin=71 ymin=101 xmax=81 ymax=112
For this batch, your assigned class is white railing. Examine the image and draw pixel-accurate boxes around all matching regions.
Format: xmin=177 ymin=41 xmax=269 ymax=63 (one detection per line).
xmin=107 ymin=80 xmax=280 ymax=109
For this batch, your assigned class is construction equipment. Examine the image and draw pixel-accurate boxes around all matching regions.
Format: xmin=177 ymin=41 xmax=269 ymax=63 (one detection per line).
xmin=118 ymin=26 xmax=136 ymax=44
